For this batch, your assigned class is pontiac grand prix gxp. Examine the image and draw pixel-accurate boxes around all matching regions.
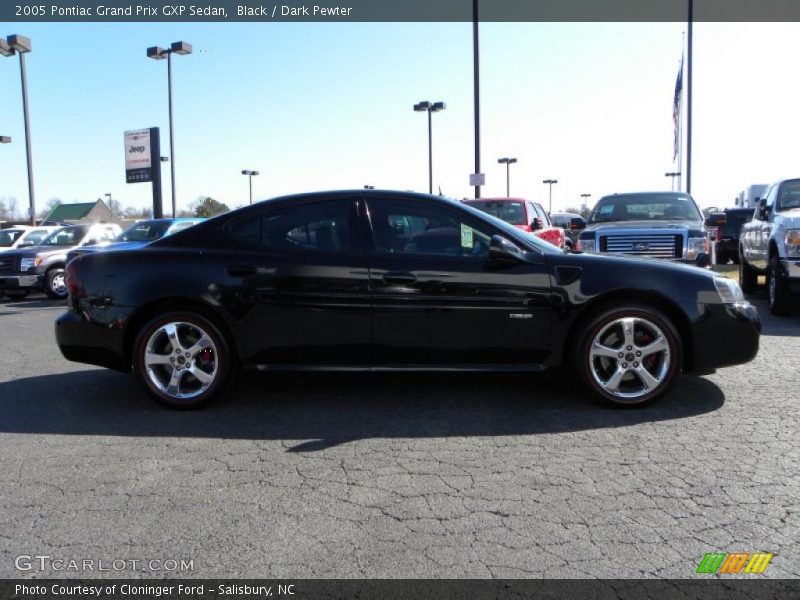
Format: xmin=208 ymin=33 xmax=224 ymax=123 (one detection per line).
xmin=56 ymin=191 xmax=760 ymax=409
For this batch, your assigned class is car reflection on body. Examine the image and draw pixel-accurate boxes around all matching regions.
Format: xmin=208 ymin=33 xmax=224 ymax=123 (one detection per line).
xmin=57 ymin=190 xmax=759 ymax=409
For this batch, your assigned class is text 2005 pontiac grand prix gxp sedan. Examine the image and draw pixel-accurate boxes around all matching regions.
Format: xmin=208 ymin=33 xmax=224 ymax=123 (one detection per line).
xmin=55 ymin=191 xmax=760 ymax=409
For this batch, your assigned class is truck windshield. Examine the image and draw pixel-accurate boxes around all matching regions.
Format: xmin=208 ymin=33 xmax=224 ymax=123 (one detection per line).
xmin=0 ymin=230 xmax=24 ymax=247
xmin=118 ymin=221 xmax=172 ymax=242
xmin=465 ymin=200 xmax=526 ymax=225
xmin=39 ymin=225 xmax=89 ymax=246
xmin=778 ymin=179 xmax=800 ymax=210
xmin=589 ymin=194 xmax=702 ymax=224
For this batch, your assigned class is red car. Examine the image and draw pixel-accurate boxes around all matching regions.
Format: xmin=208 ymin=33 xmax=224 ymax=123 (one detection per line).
xmin=463 ymin=198 xmax=566 ymax=249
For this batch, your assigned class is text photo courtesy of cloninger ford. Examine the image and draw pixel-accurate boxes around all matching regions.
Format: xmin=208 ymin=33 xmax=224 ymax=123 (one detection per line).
xmin=0 ymin=1 xmax=799 ymax=599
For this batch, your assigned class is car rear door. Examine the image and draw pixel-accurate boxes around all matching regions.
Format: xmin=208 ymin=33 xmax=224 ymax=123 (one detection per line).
xmin=363 ymin=195 xmax=553 ymax=367
xmin=207 ymin=196 xmax=371 ymax=366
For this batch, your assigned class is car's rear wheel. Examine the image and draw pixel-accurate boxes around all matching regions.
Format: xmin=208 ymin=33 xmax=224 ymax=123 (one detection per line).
xmin=576 ymin=304 xmax=681 ymax=406
xmin=44 ymin=267 xmax=68 ymax=300
xmin=767 ymin=254 xmax=792 ymax=316
xmin=738 ymin=250 xmax=758 ymax=294
xmin=133 ymin=311 xmax=232 ymax=409
xmin=4 ymin=289 xmax=29 ymax=300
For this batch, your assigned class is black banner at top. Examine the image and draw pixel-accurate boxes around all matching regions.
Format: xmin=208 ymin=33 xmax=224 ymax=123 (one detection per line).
xmin=3 ymin=0 xmax=800 ymax=22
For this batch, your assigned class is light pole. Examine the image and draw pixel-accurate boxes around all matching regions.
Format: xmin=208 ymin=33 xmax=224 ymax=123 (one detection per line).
xmin=1 ymin=35 xmax=36 ymax=225
xmin=0 ymin=136 xmax=10 ymax=143
xmin=580 ymin=193 xmax=591 ymax=214
xmin=147 ymin=41 xmax=192 ymax=218
xmin=543 ymin=179 xmax=558 ymax=213
xmin=497 ymin=157 xmax=517 ymax=197
xmin=665 ymin=171 xmax=681 ymax=191
xmin=413 ymin=100 xmax=446 ymax=195
xmin=241 ymin=170 xmax=259 ymax=205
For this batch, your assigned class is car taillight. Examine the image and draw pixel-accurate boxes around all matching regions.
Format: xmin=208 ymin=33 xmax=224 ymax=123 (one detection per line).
xmin=65 ymin=261 xmax=82 ymax=299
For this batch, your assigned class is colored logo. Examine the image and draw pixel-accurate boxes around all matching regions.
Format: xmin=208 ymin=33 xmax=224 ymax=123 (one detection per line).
xmin=696 ymin=552 xmax=774 ymax=574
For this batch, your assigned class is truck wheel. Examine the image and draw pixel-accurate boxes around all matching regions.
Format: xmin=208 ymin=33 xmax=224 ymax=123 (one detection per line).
xmin=767 ymin=255 xmax=793 ymax=316
xmin=4 ymin=290 xmax=29 ymax=300
xmin=715 ymin=248 xmax=728 ymax=265
xmin=738 ymin=250 xmax=758 ymax=294
xmin=731 ymin=253 xmax=740 ymax=265
xmin=45 ymin=268 xmax=68 ymax=300
xmin=574 ymin=303 xmax=681 ymax=406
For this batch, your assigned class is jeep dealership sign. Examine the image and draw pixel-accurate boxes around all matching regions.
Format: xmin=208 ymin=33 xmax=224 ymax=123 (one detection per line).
xmin=124 ymin=128 xmax=155 ymax=183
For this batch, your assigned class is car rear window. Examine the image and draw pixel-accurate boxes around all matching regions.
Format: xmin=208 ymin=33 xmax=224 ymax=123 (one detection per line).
xmin=465 ymin=200 xmax=526 ymax=225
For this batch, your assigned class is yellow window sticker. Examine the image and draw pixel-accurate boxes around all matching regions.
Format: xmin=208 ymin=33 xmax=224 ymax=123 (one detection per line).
xmin=461 ymin=224 xmax=474 ymax=248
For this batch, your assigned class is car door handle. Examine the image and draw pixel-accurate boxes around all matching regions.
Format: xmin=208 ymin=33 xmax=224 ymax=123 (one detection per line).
xmin=226 ymin=264 xmax=256 ymax=277
xmin=383 ymin=272 xmax=417 ymax=284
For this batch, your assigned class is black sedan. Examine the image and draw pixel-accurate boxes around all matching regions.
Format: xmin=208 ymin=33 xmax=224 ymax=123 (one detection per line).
xmin=56 ymin=190 xmax=760 ymax=408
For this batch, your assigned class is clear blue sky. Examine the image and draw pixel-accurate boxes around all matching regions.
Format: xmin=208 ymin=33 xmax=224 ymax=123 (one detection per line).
xmin=1 ymin=21 xmax=798 ymax=215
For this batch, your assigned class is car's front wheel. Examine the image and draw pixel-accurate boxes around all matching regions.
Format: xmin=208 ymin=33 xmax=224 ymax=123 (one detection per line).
xmin=45 ymin=267 xmax=68 ymax=300
xmin=767 ymin=254 xmax=793 ymax=316
xmin=133 ymin=311 xmax=233 ymax=408
xmin=576 ymin=304 xmax=681 ymax=406
xmin=739 ymin=250 xmax=758 ymax=293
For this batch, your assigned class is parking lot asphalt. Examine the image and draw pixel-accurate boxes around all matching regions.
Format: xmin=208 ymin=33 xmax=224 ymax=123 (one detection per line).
xmin=0 ymin=291 xmax=798 ymax=579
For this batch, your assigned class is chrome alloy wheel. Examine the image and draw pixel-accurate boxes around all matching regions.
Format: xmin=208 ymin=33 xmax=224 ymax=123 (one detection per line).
xmin=588 ymin=316 xmax=671 ymax=402
xmin=143 ymin=321 xmax=218 ymax=400
xmin=50 ymin=273 xmax=66 ymax=295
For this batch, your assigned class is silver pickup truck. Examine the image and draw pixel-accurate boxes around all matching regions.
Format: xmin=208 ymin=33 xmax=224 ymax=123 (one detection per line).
xmin=578 ymin=192 xmax=710 ymax=267
xmin=740 ymin=177 xmax=800 ymax=315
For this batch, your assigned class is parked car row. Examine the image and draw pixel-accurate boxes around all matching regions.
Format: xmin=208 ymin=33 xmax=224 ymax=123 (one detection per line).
xmin=0 ymin=218 xmax=204 ymax=300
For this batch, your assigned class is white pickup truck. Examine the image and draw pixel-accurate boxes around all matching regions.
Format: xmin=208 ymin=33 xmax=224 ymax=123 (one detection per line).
xmin=739 ymin=177 xmax=800 ymax=315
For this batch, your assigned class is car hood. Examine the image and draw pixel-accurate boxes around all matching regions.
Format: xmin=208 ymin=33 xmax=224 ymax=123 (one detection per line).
xmin=584 ymin=219 xmax=703 ymax=232
xmin=778 ymin=207 xmax=800 ymax=227
xmin=0 ymin=245 xmax=73 ymax=259
xmin=75 ymin=241 xmax=149 ymax=253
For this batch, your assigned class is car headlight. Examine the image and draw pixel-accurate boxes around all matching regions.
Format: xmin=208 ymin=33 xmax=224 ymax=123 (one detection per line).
xmin=785 ymin=229 xmax=800 ymax=257
xmin=686 ymin=236 xmax=708 ymax=260
xmin=714 ymin=277 xmax=745 ymax=304
xmin=581 ymin=239 xmax=596 ymax=253
xmin=20 ymin=257 xmax=38 ymax=271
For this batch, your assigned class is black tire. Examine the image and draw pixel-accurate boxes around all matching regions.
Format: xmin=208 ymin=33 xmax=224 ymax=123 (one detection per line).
xmin=738 ymin=250 xmax=758 ymax=294
xmin=44 ymin=267 xmax=68 ymax=300
xmin=133 ymin=310 xmax=233 ymax=409
xmin=731 ymin=253 xmax=740 ymax=265
xmin=574 ymin=303 xmax=682 ymax=407
xmin=4 ymin=289 xmax=29 ymax=300
xmin=767 ymin=254 xmax=793 ymax=316
xmin=715 ymin=248 xmax=728 ymax=265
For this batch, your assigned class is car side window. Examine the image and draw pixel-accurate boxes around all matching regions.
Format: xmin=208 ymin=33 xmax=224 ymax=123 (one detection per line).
xmin=533 ymin=203 xmax=550 ymax=225
xmin=230 ymin=199 xmax=355 ymax=253
xmin=367 ymin=199 xmax=493 ymax=259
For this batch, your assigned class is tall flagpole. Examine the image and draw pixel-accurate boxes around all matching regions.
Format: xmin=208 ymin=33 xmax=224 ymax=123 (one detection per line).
xmin=677 ymin=33 xmax=684 ymax=193
xmin=686 ymin=0 xmax=693 ymax=194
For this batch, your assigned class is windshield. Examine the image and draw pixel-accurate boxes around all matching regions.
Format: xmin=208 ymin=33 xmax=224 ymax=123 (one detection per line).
xmin=39 ymin=225 xmax=88 ymax=246
xmin=24 ymin=229 xmax=52 ymax=245
xmin=0 ymin=230 xmax=24 ymax=247
xmin=778 ymin=179 xmax=800 ymax=210
xmin=466 ymin=200 xmax=526 ymax=225
xmin=118 ymin=220 xmax=172 ymax=242
xmin=589 ymin=194 xmax=702 ymax=223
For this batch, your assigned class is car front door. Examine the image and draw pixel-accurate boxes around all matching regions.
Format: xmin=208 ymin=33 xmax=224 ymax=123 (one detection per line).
xmin=363 ymin=196 xmax=553 ymax=367
xmin=208 ymin=197 xmax=371 ymax=366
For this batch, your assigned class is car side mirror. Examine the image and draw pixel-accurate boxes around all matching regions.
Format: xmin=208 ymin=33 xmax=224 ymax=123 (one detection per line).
xmin=489 ymin=235 xmax=525 ymax=263
xmin=758 ymin=198 xmax=769 ymax=220
xmin=569 ymin=217 xmax=586 ymax=230
xmin=531 ymin=217 xmax=543 ymax=231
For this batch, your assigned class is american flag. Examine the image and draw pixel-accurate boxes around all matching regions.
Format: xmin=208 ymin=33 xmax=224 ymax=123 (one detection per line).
xmin=673 ymin=55 xmax=683 ymax=162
